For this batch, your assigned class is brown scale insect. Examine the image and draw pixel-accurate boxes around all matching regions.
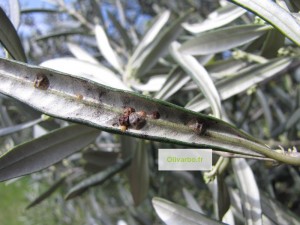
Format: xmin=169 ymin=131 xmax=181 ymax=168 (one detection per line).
xmin=34 ymin=73 xmax=49 ymax=90
xmin=136 ymin=110 xmax=147 ymax=118
xmin=119 ymin=114 xmax=130 ymax=127
xmin=118 ymin=107 xmax=134 ymax=131
xmin=187 ymin=119 xmax=204 ymax=135
xmin=129 ymin=112 xmax=146 ymax=129
xmin=118 ymin=107 xmax=147 ymax=131
xmin=123 ymin=107 xmax=135 ymax=116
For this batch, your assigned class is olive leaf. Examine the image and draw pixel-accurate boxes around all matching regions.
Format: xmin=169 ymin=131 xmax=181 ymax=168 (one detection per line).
xmin=0 ymin=7 xmax=26 ymax=62
xmin=230 ymin=0 xmax=300 ymax=46
xmin=0 ymin=124 xmax=99 ymax=181
xmin=0 ymin=58 xmax=299 ymax=166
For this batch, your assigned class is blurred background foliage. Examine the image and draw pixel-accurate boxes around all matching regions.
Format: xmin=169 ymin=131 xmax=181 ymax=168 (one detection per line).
xmin=0 ymin=0 xmax=300 ymax=224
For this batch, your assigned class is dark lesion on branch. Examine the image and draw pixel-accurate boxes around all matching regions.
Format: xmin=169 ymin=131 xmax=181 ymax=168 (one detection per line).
xmin=117 ymin=107 xmax=161 ymax=132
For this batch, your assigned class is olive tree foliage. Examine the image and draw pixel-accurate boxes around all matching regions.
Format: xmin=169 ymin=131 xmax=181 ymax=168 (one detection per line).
xmin=0 ymin=0 xmax=300 ymax=224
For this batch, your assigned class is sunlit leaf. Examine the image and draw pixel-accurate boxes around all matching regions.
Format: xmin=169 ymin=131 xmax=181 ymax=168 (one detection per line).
xmin=230 ymin=0 xmax=300 ymax=46
xmin=95 ymin=25 xmax=123 ymax=73
xmin=40 ymin=57 xmax=130 ymax=90
xmin=125 ymin=10 xmax=191 ymax=80
xmin=152 ymin=197 xmax=226 ymax=225
xmin=179 ymin=25 xmax=271 ymax=55
xmin=128 ymin=10 xmax=170 ymax=65
xmin=183 ymin=3 xmax=246 ymax=33
xmin=186 ymin=58 xmax=292 ymax=112
xmin=67 ymin=42 xmax=100 ymax=65
xmin=9 ymin=0 xmax=20 ymax=29
xmin=132 ymin=75 xmax=167 ymax=92
xmin=206 ymin=59 xmax=247 ymax=79
xmin=170 ymin=42 xmax=221 ymax=118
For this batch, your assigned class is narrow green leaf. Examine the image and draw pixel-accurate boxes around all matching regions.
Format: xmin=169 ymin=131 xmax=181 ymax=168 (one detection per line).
xmin=170 ymin=42 xmax=221 ymax=118
xmin=155 ymin=67 xmax=190 ymax=100
xmin=67 ymin=42 xmax=100 ymax=65
xmin=206 ymin=59 xmax=247 ymax=79
xmin=156 ymin=56 xmax=212 ymax=99
xmin=35 ymin=29 xmax=86 ymax=42
xmin=0 ymin=124 xmax=99 ymax=182
xmin=125 ymin=10 xmax=192 ymax=80
xmin=256 ymin=89 xmax=273 ymax=135
xmin=270 ymin=85 xmax=293 ymax=110
xmin=285 ymin=107 xmax=300 ymax=131
xmin=26 ymin=175 xmax=67 ymax=209
xmin=127 ymin=141 xmax=149 ymax=206
xmin=208 ymin=174 xmax=231 ymax=221
xmin=289 ymin=1 xmax=300 ymax=11
xmin=261 ymin=191 xmax=300 ymax=225
xmin=187 ymin=58 xmax=292 ymax=112
xmin=232 ymin=158 xmax=262 ymax=225
xmin=0 ymin=117 xmax=43 ymax=137
xmin=261 ymin=29 xmax=285 ymax=58
xmin=216 ymin=175 xmax=230 ymax=220
xmin=228 ymin=188 xmax=243 ymax=217
xmin=183 ymin=3 xmax=246 ymax=33
xmin=115 ymin=0 xmax=126 ymax=27
xmin=128 ymin=10 xmax=170 ymax=65
xmin=1 ymin=58 xmax=300 ymax=165
xmin=132 ymin=75 xmax=167 ymax=92
xmin=179 ymin=24 xmax=271 ymax=55
xmin=276 ymin=0 xmax=291 ymax=11
xmin=0 ymin=7 xmax=26 ymax=62
xmin=65 ymin=157 xmax=131 ymax=200
xmin=107 ymin=12 xmax=133 ymax=50
xmin=182 ymin=188 xmax=203 ymax=213
xmin=82 ymin=150 xmax=119 ymax=167
xmin=152 ymin=197 xmax=226 ymax=225
xmin=95 ymin=25 xmax=123 ymax=73
xmin=21 ymin=8 xmax=61 ymax=14
xmin=9 ymin=0 xmax=20 ymax=29
xmin=230 ymin=0 xmax=300 ymax=46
